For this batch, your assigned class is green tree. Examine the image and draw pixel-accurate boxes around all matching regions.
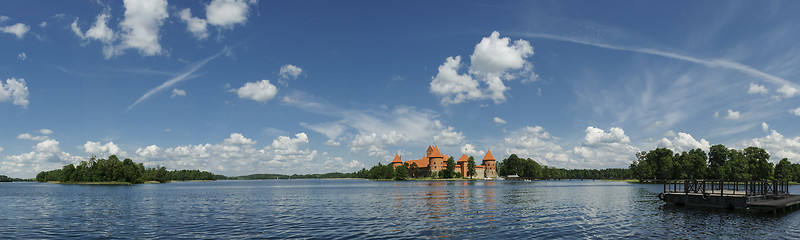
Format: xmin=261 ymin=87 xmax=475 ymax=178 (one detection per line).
xmin=444 ymin=156 xmax=456 ymax=178
xmin=743 ymin=147 xmax=772 ymax=180
xmin=775 ymin=158 xmax=792 ymax=181
xmin=686 ymin=148 xmax=707 ymax=179
xmin=726 ymin=149 xmax=748 ymax=181
xmin=409 ymin=162 xmax=419 ymax=178
xmin=467 ymin=156 xmax=477 ymax=178
xmin=646 ymin=148 xmax=674 ymax=180
xmin=708 ymin=144 xmax=728 ymax=179
xmin=394 ymin=164 xmax=409 ymax=180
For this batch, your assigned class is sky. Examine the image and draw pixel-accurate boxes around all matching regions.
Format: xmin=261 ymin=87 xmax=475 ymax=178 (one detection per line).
xmin=2 ymin=0 xmax=800 ymax=178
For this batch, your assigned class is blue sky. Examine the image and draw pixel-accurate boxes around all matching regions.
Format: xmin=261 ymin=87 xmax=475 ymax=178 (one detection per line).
xmin=2 ymin=0 xmax=800 ymax=178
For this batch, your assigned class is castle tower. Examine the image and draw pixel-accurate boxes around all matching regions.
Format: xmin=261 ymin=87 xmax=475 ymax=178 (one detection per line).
xmin=457 ymin=154 xmax=469 ymax=178
xmin=482 ymin=150 xmax=498 ymax=178
xmin=391 ymin=154 xmax=403 ymax=169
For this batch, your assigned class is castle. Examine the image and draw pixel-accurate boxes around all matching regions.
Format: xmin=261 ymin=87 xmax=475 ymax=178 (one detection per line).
xmin=390 ymin=146 xmax=498 ymax=178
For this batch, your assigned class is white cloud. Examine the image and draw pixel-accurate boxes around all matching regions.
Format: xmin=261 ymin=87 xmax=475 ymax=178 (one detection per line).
xmin=654 ymin=132 xmax=710 ymax=153
xmin=136 ymin=145 xmax=160 ymax=158
xmin=1 ymin=23 xmax=29 ymax=39
xmin=493 ymin=117 xmax=506 ymax=124
xmin=325 ymin=139 xmax=341 ymax=146
xmin=571 ymin=126 xmax=638 ymax=168
xmin=39 ymin=21 xmax=47 ymax=28
xmin=746 ymin=130 xmax=800 ymax=162
xmin=36 ymin=139 xmax=61 ymax=153
xmin=791 ymin=107 xmax=800 ymax=116
xmin=2 ymin=137 xmax=80 ymax=178
xmin=118 ymin=0 xmax=169 ymax=57
xmin=84 ymin=141 xmax=125 ymax=156
xmin=502 ymin=126 xmax=570 ymax=167
xmin=0 ymin=77 xmax=30 ymax=108
xmin=470 ymin=31 xmax=534 ymax=75
xmin=179 ymin=8 xmax=209 ymax=40
xmin=430 ymin=31 xmax=536 ymax=105
xmin=17 ymin=52 xmax=26 ymax=60
xmin=350 ymin=131 xmax=409 ymax=158
xmin=461 ymin=143 xmax=485 ymax=158
xmin=206 ymin=0 xmax=253 ymax=28
xmin=0 ymin=146 xmax=3 ymax=153
xmin=713 ymin=111 xmax=720 ymax=118
xmin=724 ymin=109 xmax=741 ymax=120
xmin=762 ymin=122 xmax=770 ymax=132
xmin=171 ymin=88 xmax=186 ymax=98
xmin=747 ymin=83 xmax=768 ymax=94
xmin=235 ymin=80 xmax=278 ymax=102
xmin=280 ymin=64 xmax=303 ymax=79
xmin=430 ymin=56 xmax=482 ymax=105
xmin=778 ymin=85 xmax=799 ymax=98
xmin=17 ymin=133 xmax=48 ymax=141
xmin=71 ymin=12 xmax=117 ymax=58
xmin=0 ymin=16 xmax=8 ymax=22
xmin=433 ymin=121 xmax=465 ymax=146
xmin=223 ymin=133 xmax=256 ymax=145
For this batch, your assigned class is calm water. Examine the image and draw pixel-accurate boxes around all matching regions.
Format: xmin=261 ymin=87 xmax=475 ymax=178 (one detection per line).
xmin=2 ymin=180 xmax=800 ymax=239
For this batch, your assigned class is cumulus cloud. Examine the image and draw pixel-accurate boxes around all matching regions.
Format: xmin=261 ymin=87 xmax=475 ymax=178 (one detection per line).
xmin=461 ymin=143 xmax=485 ymax=158
xmin=280 ymin=64 xmax=303 ymax=79
xmin=502 ymin=126 xmax=570 ymax=167
xmin=223 ymin=133 xmax=256 ymax=145
xmin=171 ymin=88 xmax=186 ymax=98
xmin=206 ymin=0 xmax=254 ymax=28
xmin=71 ymin=12 xmax=117 ymax=58
xmin=118 ymin=0 xmax=169 ymax=57
xmin=178 ymin=8 xmax=209 ymax=40
xmin=350 ymin=131 xmax=409 ymax=158
xmin=136 ymin=145 xmax=160 ymax=158
xmin=325 ymin=139 xmax=341 ymax=146
xmin=778 ymin=85 xmax=799 ymax=98
xmin=430 ymin=56 xmax=482 ymax=105
xmin=2 ymin=136 xmax=80 ymax=178
xmin=433 ymin=121 xmax=465 ymax=146
xmin=493 ymin=117 xmax=506 ymax=124
xmin=747 ymin=83 xmax=768 ymax=94
xmin=0 ymin=77 xmax=30 ymax=108
xmin=654 ymin=131 xmax=710 ymax=153
xmin=1 ymin=23 xmax=29 ymax=39
xmin=791 ymin=107 xmax=800 ymax=116
xmin=571 ymin=127 xmax=638 ymax=168
xmin=235 ymin=80 xmax=278 ymax=102
xmin=18 ymin=133 xmax=48 ymax=141
xmin=746 ymin=130 xmax=800 ymax=162
xmin=762 ymin=122 xmax=769 ymax=132
xmin=17 ymin=52 xmax=26 ymax=61
xmin=430 ymin=31 xmax=536 ymax=105
xmin=724 ymin=109 xmax=741 ymax=120
xmin=84 ymin=141 xmax=125 ymax=156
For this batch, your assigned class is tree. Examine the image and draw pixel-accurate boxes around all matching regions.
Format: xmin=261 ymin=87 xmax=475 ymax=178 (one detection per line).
xmin=394 ymin=164 xmax=409 ymax=180
xmin=708 ymin=144 xmax=728 ymax=179
xmin=685 ymin=148 xmax=707 ymax=179
xmin=467 ymin=156 xmax=477 ymax=178
xmin=409 ymin=162 xmax=419 ymax=178
xmin=775 ymin=158 xmax=792 ymax=181
xmin=726 ymin=149 xmax=748 ymax=181
xmin=743 ymin=147 xmax=772 ymax=180
xmin=647 ymin=148 xmax=674 ymax=180
xmin=444 ymin=156 xmax=456 ymax=178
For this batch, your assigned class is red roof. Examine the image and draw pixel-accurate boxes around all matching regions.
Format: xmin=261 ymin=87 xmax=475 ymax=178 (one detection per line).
xmin=483 ymin=150 xmax=496 ymax=161
xmin=457 ymin=154 xmax=469 ymax=163
xmin=406 ymin=157 xmax=429 ymax=168
xmin=429 ymin=146 xmax=446 ymax=158
xmin=391 ymin=154 xmax=402 ymax=164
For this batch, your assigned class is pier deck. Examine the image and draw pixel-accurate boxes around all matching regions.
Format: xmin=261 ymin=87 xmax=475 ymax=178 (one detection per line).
xmin=660 ymin=179 xmax=800 ymax=214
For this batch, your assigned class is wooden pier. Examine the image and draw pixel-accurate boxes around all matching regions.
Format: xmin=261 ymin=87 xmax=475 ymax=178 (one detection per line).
xmin=659 ymin=179 xmax=800 ymax=214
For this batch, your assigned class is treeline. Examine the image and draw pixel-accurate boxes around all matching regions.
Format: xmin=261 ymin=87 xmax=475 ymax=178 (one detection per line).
xmin=357 ymin=154 xmax=630 ymax=180
xmin=630 ymin=144 xmax=800 ymax=181
xmin=497 ymin=154 xmax=630 ymax=179
xmin=219 ymin=172 xmax=356 ymax=180
xmin=35 ymin=155 xmax=216 ymax=184
xmin=0 ymin=175 xmax=12 ymax=182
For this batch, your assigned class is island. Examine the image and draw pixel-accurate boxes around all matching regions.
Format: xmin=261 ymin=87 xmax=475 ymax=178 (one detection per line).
xmin=35 ymin=155 xmax=216 ymax=184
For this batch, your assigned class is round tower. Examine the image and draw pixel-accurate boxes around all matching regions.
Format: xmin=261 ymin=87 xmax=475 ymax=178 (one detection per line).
xmin=482 ymin=150 xmax=497 ymax=178
xmin=391 ymin=154 xmax=403 ymax=169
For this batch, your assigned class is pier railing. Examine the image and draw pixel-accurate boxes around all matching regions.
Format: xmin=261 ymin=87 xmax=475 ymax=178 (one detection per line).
xmin=663 ymin=179 xmax=789 ymax=197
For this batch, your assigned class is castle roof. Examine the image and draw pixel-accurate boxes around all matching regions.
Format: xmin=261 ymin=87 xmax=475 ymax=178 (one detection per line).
xmin=483 ymin=150 xmax=496 ymax=161
xmin=457 ymin=154 xmax=469 ymax=163
xmin=406 ymin=157 xmax=429 ymax=168
xmin=391 ymin=154 xmax=402 ymax=164
xmin=429 ymin=146 xmax=446 ymax=158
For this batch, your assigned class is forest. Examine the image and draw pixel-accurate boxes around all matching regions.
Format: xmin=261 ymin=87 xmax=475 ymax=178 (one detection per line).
xmin=630 ymin=144 xmax=800 ymax=181
xmin=35 ymin=155 xmax=216 ymax=184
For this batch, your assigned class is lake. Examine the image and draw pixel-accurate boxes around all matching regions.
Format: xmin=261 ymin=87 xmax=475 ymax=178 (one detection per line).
xmin=2 ymin=179 xmax=800 ymax=239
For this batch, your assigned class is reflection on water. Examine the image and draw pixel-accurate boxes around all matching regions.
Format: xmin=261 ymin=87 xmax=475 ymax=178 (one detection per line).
xmin=1 ymin=180 xmax=800 ymax=239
